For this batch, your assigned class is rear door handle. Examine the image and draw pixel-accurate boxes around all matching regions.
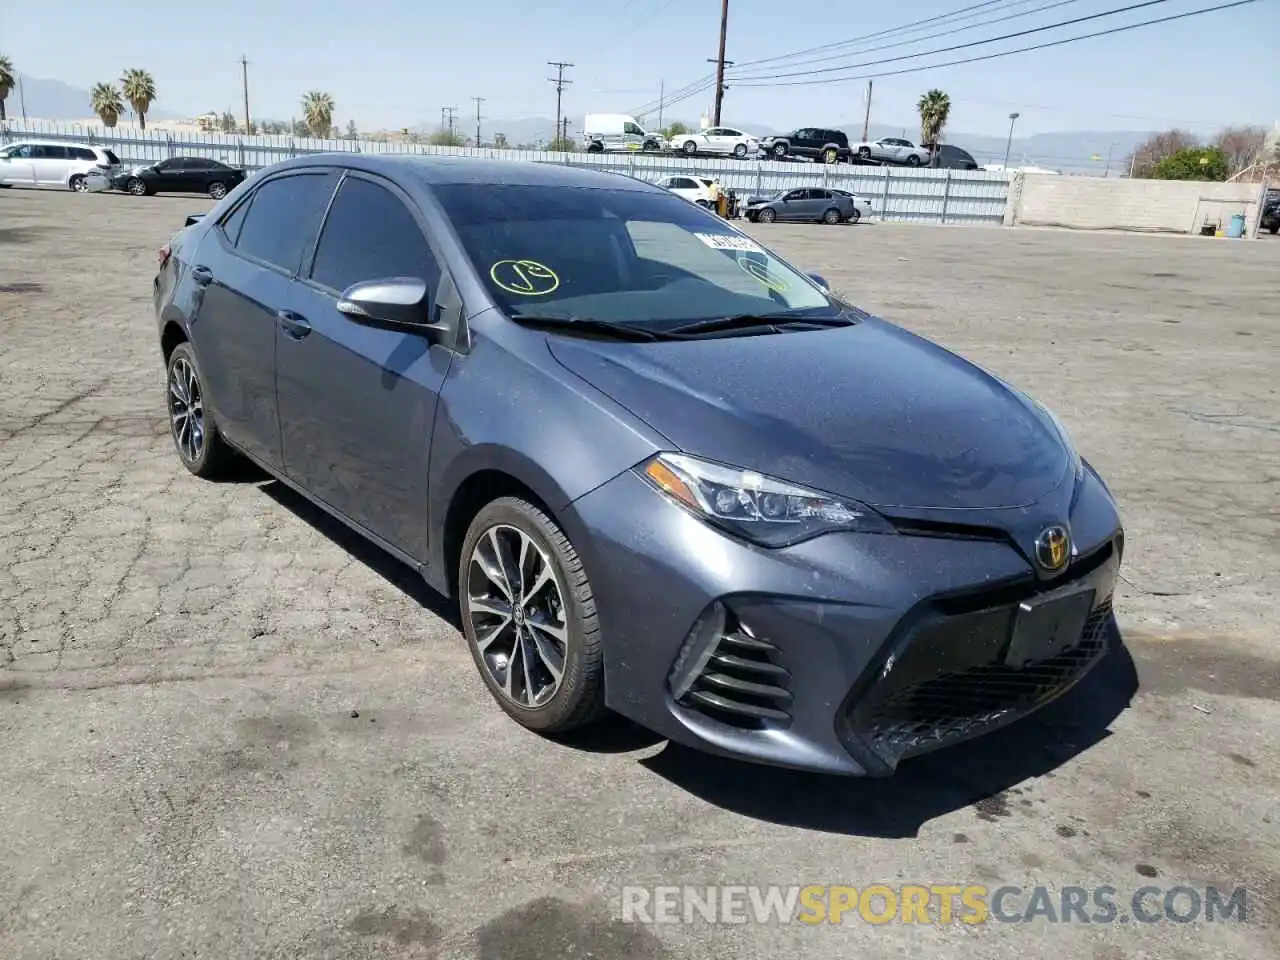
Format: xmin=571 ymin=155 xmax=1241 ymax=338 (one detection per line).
xmin=276 ymin=309 xmax=312 ymax=339
xmin=190 ymin=265 xmax=214 ymax=287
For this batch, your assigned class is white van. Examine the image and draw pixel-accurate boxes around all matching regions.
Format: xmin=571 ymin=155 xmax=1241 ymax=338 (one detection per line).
xmin=0 ymin=139 xmax=125 ymax=192
xmin=582 ymin=114 xmax=665 ymax=154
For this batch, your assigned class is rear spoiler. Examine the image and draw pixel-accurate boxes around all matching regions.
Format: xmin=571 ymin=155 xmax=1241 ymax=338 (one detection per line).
xmin=184 ymin=212 xmax=207 ymax=227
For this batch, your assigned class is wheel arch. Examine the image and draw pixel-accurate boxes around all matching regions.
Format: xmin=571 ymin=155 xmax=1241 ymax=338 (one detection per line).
xmin=160 ymin=318 xmax=189 ymax=364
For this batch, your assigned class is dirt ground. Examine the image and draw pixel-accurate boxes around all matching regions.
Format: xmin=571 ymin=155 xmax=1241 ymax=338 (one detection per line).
xmin=1 ymin=186 xmax=1277 ymax=960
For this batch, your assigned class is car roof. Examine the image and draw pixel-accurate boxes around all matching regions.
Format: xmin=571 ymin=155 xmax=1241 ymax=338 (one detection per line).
xmin=7 ymin=139 xmax=103 ymax=148
xmin=263 ymin=152 xmax=658 ymax=193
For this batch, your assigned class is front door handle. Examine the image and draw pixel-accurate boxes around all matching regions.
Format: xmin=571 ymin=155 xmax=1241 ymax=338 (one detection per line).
xmin=190 ymin=265 xmax=214 ymax=287
xmin=276 ymin=309 xmax=312 ymax=339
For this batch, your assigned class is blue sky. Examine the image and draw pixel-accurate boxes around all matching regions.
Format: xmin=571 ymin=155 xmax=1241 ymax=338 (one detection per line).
xmin=5 ymin=0 xmax=1277 ymax=136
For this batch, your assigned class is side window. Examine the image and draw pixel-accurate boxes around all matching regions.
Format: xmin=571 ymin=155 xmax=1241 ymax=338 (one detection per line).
xmin=103 ymin=150 xmax=122 ymax=165
xmin=784 ymin=190 xmax=806 ymax=201
xmin=70 ymin=147 xmax=96 ymax=161
xmin=33 ymin=145 xmax=69 ymax=159
xmin=623 ymin=122 xmax=644 ymax=136
xmin=11 ymin=144 xmax=34 ymax=158
xmin=812 ymin=190 xmax=831 ymax=200
xmin=309 ymin=176 xmax=439 ymax=294
xmin=219 ymin=197 xmax=252 ymax=245
xmin=233 ymin=173 xmax=335 ymax=274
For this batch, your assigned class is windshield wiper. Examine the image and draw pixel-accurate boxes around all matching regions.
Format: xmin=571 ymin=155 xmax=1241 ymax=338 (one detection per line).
xmin=507 ymin=312 xmax=672 ymax=342
xmin=664 ymin=312 xmax=857 ymax=337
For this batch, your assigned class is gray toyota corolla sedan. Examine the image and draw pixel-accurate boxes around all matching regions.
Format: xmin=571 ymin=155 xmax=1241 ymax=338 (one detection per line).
xmin=154 ymin=154 xmax=1123 ymax=776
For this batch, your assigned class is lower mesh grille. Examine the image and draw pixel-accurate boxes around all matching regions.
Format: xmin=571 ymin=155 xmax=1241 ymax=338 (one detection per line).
xmin=853 ymin=597 xmax=1113 ymax=760
xmin=676 ymin=620 xmax=793 ymax=730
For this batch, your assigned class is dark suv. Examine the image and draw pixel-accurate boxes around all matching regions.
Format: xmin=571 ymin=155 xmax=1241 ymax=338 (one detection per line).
xmin=1261 ymin=190 xmax=1279 ymax=235
xmin=759 ymin=128 xmax=852 ymax=164
xmin=930 ymin=145 xmax=981 ymax=170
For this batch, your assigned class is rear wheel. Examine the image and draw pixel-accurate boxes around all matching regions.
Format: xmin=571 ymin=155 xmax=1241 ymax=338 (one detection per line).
xmin=772 ymin=142 xmax=788 ymax=158
xmin=459 ymin=498 xmax=605 ymax=734
xmin=1270 ymin=224 xmax=1278 ymax=235
xmin=128 ymin=177 xmax=149 ymax=196
xmin=848 ymin=207 xmax=861 ymax=223
xmin=822 ymin=208 xmax=841 ymax=225
xmin=858 ymin=146 xmax=872 ymax=161
xmin=683 ymin=140 xmax=698 ymax=155
xmin=758 ymin=207 xmax=777 ymax=223
xmin=207 ymin=180 xmax=227 ymax=200
xmin=68 ymin=175 xmax=88 ymax=193
xmin=907 ymin=154 xmax=921 ymax=167
xmin=166 ymin=342 xmax=238 ymax=480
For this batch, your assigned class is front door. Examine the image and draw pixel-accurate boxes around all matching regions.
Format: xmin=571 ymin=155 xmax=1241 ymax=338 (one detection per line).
xmin=276 ymin=171 xmax=454 ymax=561
xmin=154 ymin=158 xmax=198 ymax=192
xmin=187 ymin=169 xmax=338 ymax=471
xmin=0 ymin=144 xmax=36 ymax=185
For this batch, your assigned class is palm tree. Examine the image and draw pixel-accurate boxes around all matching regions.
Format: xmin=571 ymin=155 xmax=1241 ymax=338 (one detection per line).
xmin=917 ymin=89 xmax=952 ymax=152
xmin=301 ymin=91 xmax=335 ymax=139
xmin=120 ymin=68 xmax=157 ymax=128
xmin=0 ymin=55 xmax=15 ymax=122
xmin=91 ymin=83 xmax=125 ymax=128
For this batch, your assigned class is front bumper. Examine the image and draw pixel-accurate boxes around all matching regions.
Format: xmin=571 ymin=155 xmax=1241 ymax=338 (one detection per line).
xmin=562 ymin=465 xmax=1123 ymax=776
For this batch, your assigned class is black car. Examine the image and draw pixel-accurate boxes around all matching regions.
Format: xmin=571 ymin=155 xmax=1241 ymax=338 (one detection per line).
xmin=758 ymin=127 xmax=852 ymax=164
xmin=930 ymin=144 xmax=981 ymax=170
xmin=1260 ymin=192 xmax=1280 ymax=235
xmin=113 ymin=156 xmax=247 ymax=199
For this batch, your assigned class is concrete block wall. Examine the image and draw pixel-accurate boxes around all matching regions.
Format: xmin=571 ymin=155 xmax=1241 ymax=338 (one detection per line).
xmin=1008 ymin=174 xmax=1265 ymax=234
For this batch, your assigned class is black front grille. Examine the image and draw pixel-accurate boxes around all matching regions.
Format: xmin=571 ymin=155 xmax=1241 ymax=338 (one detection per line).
xmin=848 ymin=595 xmax=1113 ymax=764
xmin=676 ymin=622 xmax=793 ymax=730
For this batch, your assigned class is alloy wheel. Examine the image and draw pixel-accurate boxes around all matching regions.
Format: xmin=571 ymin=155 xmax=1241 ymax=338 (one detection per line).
xmin=71 ymin=177 xmax=88 ymax=192
xmin=168 ymin=357 xmax=205 ymax=463
xmin=465 ymin=524 xmax=569 ymax=709
xmin=209 ymin=181 xmax=227 ymax=199
xmin=129 ymin=178 xmax=147 ymax=196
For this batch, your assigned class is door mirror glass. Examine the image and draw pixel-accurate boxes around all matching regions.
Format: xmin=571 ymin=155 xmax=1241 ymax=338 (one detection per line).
xmin=807 ymin=273 xmax=830 ymax=290
xmin=337 ymin=277 xmax=432 ymax=328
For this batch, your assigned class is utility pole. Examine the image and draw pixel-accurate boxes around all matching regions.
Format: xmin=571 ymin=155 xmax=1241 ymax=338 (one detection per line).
xmin=560 ymin=117 xmax=573 ymax=148
xmin=710 ymin=0 xmax=730 ymax=125
xmin=1103 ymin=140 xmax=1116 ymax=178
xmin=240 ymin=55 xmax=251 ymax=134
xmin=547 ymin=61 xmax=573 ymax=148
xmin=441 ymin=106 xmax=457 ymax=141
xmin=17 ymin=75 xmax=27 ymax=121
xmin=472 ymin=96 xmax=485 ymax=147
xmin=657 ymin=79 xmax=664 ymax=131
xmin=1003 ymin=112 xmax=1020 ymax=170
xmin=861 ymin=80 xmax=873 ymax=141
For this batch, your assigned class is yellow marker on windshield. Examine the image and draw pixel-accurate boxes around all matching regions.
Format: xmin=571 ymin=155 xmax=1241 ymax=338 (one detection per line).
xmin=490 ymin=259 xmax=561 ymax=296
xmin=737 ymin=256 xmax=790 ymax=293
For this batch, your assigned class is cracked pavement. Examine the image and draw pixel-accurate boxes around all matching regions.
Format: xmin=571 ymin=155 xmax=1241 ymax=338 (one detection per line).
xmin=1 ymin=188 xmax=1277 ymax=959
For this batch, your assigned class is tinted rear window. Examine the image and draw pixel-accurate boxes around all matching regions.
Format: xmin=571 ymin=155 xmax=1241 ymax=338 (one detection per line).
xmin=104 ymin=150 xmax=122 ymax=165
xmin=233 ymin=172 xmax=335 ymax=273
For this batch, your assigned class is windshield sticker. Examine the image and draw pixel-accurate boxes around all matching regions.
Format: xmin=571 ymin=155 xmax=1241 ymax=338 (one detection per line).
xmin=694 ymin=232 xmax=763 ymax=252
xmin=490 ymin=259 xmax=561 ymax=296
xmin=736 ymin=256 xmax=790 ymax=293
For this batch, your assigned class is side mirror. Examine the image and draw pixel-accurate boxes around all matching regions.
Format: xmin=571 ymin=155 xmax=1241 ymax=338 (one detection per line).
xmin=808 ymin=273 xmax=830 ymax=290
xmin=337 ymin=277 xmax=443 ymax=333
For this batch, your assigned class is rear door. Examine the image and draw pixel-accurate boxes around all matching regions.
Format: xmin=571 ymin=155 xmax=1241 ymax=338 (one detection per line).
xmin=187 ymin=169 xmax=338 ymax=471
xmin=31 ymin=145 xmax=71 ymax=185
xmin=277 ymin=171 xmax=455 ymax=559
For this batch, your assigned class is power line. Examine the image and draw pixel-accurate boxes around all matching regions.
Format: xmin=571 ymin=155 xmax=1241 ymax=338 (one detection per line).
xmin=729 ymin=0 xmax=1181 ymax=82
xmin=731 ymin=0 xmax=1261 ymax=87
xmin=730 ymin=0 xmax=1089 ymax=77
xmin=547 ymin=60 xmax=573 ymax=145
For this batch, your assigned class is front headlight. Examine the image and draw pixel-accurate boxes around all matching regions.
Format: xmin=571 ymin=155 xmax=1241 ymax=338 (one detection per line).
xmin=638 ymin=452 xmax=894 ymax=547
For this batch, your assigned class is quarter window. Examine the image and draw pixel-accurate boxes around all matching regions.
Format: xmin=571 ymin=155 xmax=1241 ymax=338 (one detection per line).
xmin=233 ymin=172 xmax=335 ymax=274
xmin=309 ymin=176 xmax=439 ymax=294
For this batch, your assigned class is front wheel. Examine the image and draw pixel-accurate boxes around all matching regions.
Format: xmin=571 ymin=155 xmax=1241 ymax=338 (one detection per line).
xmin=907 ymin=154 xmax=922 ymax=167
xmin=683 ymin=140 xmax=698 ymax=155
xmin=69 ymin=175 xmax=88 ymax=193
xmin=1270 ymin=224 xmax=1279 ymax=235
xmin=128 ymin=177 xmax=148 ymax=196
xmin=848 ymin=207 xmax=861 ymax=223
xmin=165 ymin=342 xmax=238 ymax=479
xmin=822 ymin=208 xmax=841 ymax=225
xmin=207 ymin=180 xmax=227 ymax=200
xmin=757 ymin=207 xmax=777 ymax=223
xmin=459 ymin=498 xmax=605 ymax=734
xmin=772 ymin=142 xmax=788 ymax=158
xmin=733 ymin=143 xmax=748 ymax=158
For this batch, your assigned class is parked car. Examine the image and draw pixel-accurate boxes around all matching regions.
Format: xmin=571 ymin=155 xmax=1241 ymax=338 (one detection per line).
xmin=1260 ymin=193 xmax=1280 ymax=234
xmin=744 ymin=187 xmax=861 ymax=224
xmin=758 ymin=127 xmax=853 ymax=164
xmin=582 ymin=113 xmax=665 ymax=153
xmin=828 ymin=188 xmax=875 ymax=221
xmin=930 ymin=144 xmax=981 ymax=170
xmin=113 ymin=156 xmax=248 ymax=199
xmin=672 ymin=127 xmax=759 ymax=159
xmin=654 ymin=174 xmax=717 ymax=208
xmin=853 ymin=137 xmax=932 ymax=166
xmin=154 ymin=154 xmax=1122 ymax=777
xmin=0 ymin=139 xmax=124 ymax=192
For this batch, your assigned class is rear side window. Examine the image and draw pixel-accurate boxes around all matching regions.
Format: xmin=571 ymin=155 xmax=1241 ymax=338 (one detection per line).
xmin=103 ymin=150 xmax=122 ymax=165
xmin=233 ymin=173 xmax=335 ymax=274
xmin=32 ymin=145 xmax=69 ymax=159
xmin=70 ymin=147 xmax=96 ymax=161
xmin=309 ymin=176 xmax=439 ymax=294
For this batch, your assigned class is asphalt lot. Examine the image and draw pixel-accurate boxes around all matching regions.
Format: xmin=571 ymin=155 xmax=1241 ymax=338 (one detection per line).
xmin=1 ymin=187 xmax=1277 ymax=960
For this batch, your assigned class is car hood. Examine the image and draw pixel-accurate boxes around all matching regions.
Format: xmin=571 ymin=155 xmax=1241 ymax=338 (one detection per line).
xmin=546 ymin=317 xmax=1070 ymax=511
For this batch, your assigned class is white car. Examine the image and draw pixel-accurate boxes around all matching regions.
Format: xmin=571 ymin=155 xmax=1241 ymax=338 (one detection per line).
xmin=671 ymin=127 xmax=760 ymax=159
xmin=829 ymin=189 xmax=875 ymax=222
xmin=852 ymin=137 xmax=932 ymax=166
xmin=655 ymin=175 xmax=717 ymax=208
xmin=0 ymin=139 xmax=126 ymax=191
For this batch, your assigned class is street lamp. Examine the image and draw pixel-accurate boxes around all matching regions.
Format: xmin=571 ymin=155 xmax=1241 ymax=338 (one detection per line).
xmin=1003 ymin=112 xmax=1020 ymax=171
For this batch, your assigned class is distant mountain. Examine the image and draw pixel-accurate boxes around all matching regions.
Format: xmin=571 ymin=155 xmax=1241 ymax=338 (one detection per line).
xmin=8 ymin=74 xmax=185 ymax=122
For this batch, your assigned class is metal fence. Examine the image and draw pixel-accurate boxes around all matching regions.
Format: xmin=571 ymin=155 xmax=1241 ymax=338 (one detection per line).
xmin=1 ymin=119 xmax=1012 ymax=225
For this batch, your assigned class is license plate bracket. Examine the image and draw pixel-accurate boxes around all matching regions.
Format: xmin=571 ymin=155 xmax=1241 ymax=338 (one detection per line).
xmin=1004 ymin=588 xmax=1096 ymax=668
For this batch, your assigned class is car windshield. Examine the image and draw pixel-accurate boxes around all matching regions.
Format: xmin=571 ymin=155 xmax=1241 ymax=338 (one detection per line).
xmin=432 ymin=183 xmax=836 ymax=327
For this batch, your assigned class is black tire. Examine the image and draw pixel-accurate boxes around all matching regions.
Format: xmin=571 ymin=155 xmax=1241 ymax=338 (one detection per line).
xmin=458 ymin=497 xmax=606 ymax=734
xmin=586 ymin=141 xmax=603 ymax=153
xmin=907 ymin=154 xmax=921 ymax=167
xmin=165 ymin=341 xmax=238 ymax=480
xmin=822 ymin=208 xmax=841 ymax=225
xmin=682 ymin=140 xmax=698 ymax=156
xmin=858 ymin=146 xmax=872 ymax=161
xmin=128 ymin=177 xmax=149 ymax=196
xmin=772 ymin=142 xmax=788 ymax=158
xmin=733 ymin=143 xmax=748 ymax=158
xmin=207 ymin=180 xmax=227 ymax=200
xmin=642 ymin=140 xmax=660 ymax=153
xmin=757 ymin=207 xmax=777 ymax=223
xmin=68 ymin=174 xmax=88 ymax=193
xmin=848 ymin=207 xmax=861 ymax=223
